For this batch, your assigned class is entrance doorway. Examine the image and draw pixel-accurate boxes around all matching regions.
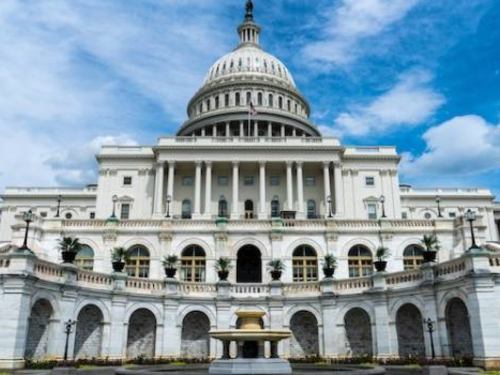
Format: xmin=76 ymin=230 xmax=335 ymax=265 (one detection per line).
xmin=237 ymin=245 xmax=262 ymax=283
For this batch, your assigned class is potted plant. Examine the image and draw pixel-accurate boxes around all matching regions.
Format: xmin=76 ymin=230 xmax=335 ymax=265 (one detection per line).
xmin=111 ymin=247 xmax=129 ymax=272
xmin=374 ymin=246 xmax=390 ymax=272
xmin=421 ymin=234 xmax=440 ymax=263
xmin=163 ymin=255 xmax=179 ymax=278
xmin=215 ymin=257 xmax=232 ymax=281
xmin=58 ymin=237 xmax=82 ymax=264
xmin=322 ymin=253 xmax=337 ymax=278
xmin=267 ymin=259 xmax=285 ymax=281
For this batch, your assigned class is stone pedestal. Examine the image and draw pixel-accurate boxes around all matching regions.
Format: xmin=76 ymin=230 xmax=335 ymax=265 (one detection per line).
xmin=209 ymin=358 xmax=292 ymax=375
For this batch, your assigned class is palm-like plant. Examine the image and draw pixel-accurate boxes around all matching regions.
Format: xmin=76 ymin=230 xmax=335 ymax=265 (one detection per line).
xmin=111 ymin=247 xmax=129 ymax=262
xmin=323 ymin=253 xmax=337 ymax=269
xmin=58 ymin=237 xmax=82 ymax=254
xmin=375 ymin=246 xmax=390 ymax=262
xmin=267 ymin=259 xmax=285 ymax=272
xmin=162 ymin=255 xmax=179 ymax=269
xmin=215 ymin=257 xmax=233 ymax=272
xmin=421 ymin=234 xmax=440 ymax=252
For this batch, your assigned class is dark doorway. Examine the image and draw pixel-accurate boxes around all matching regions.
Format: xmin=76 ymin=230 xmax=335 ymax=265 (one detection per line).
xmin=243 ymin=341 xmax=259 ymax=358
xmin=237 ymin=245 xmax=262 ymax=283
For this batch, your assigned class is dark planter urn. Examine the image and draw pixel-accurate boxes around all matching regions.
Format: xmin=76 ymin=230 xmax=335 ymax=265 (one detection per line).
xmin=61 ymin=251 xmax=77 ymax=264
xmin=165 ymin=268 xmax=177 ymax=278
xmin=423 ymin=251 xmax=437 ymax=263
xmin=323 ymin=267 xmax=335 ymax=278
xmin=374 ymin=260 xmax=387 ymax=272
xmin=218 ymin=270 xmax=229 ymax=281
xmin=270 ymin=270 xmax=282 ymax=281
xmin=112 ymin=261 xmax=125 ymax=273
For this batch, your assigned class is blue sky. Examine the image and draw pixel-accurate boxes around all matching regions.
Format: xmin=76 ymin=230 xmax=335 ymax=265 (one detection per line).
xmin=0 ymin=0 xmax=499 ymax=198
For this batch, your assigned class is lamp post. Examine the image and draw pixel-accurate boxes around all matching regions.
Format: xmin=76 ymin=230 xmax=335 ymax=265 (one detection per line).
xmin=424 ymin=318 xmax=436 ymax=359
xmin=436 ymin=196 xmax=443 ymax=218
xmin=166 ymin=195 xmax=172 ymax=218
xmin=55 ymin=195 xmax=62 ymax=218
xmin=465 ymin=209 xmax=480 ymax=250
xmin=380 ymin=195 xmax=387 ymax=218
xmin=19 ymin=210 xmax=33 ymax=252
xmin=63 ymin=319 xmax=76 ymax=363
xmin=326 ymin=196 xmax=333 ymax=218
xmin=110 ymin=195 xmax=118 ymax=220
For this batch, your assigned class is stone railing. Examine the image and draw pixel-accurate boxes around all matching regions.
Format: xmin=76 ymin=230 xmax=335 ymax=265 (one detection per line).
xmin=385 ymin=269 xmax=423 ymax=287
xmin=178 ymin=282 xmax=217 ymax=296
xmin=34 ymin=259 xmax=64 ymax=282
xmin=434 ymin=257 xmax=468 ymax=281
xmin=283 ymin=282 xmax=321 ymax=296
xmin=125 ymin=278 xmax=164 ymax=293
xmin=335 ymin=277 xmax=374 ymax=293
xmin=230 ymin=283 xmax=270 ymax=297
xmin=76 ymin=269 xmax=113 ymax=289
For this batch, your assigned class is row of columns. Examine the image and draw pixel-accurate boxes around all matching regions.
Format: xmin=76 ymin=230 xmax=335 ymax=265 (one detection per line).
xmin=153 ymin=161 xmax=344 ymax=219
xmin=193 ymin=121 xmax=308 ymax=138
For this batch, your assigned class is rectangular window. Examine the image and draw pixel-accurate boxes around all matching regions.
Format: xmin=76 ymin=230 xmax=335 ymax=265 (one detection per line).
xmin=219 ymin=176 xmax=229 ymax=186
xmin=244 ymin=176 xmax=255 ymax=186
xmin=367 ymin=204 xmax=377 ymax=220
xmin=402 ymin=212 xmax=408 ymax=219
xmin=182 ymin=177 xmax=194 ymax=186
xmin=120 ymin=204 xmax=130 ymax=220
xmin=40 ymin=212 xmax=48 ymax=218
xmin=89 ymin=212 xmax=96 ymax=219
xmin=123 ymin=176 xmax=133 ymax=186
xmin=449 ymin=212 xmax=456 ymax=218
xmin=365 ymin=177 xmax=375 ymax=187
xmin=270 ymin=176 xmax=280 ymax=186
xmin=305 ymin=177 xmax=316 ymax=186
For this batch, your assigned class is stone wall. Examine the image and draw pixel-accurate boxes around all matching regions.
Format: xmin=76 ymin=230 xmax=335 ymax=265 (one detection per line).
xmin=181 ymin=312 xmax=210 ymax=358
xmin=446 ymin=298 xmax=473 ymax=358
xmin=344 ymin=308 xmax=373 ymax=357
xmin=126 ymin=309 xmax=156 ymax=359
xmin=74 ymin=305 xmax=103 ymax=359
xmin=25 ymin=299 xmax=53 ymax=360
xmin=396 ymin=304 xmax=425 ymax=357
xmin=289 ymin=311 xmax=319 ymax=358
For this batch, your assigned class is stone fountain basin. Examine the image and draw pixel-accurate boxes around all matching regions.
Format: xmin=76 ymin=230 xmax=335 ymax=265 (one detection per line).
xmin=209 ymin=329 xmax=291 ymax=341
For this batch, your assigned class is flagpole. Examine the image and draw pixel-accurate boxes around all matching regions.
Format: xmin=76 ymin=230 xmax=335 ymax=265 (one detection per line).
xmin=248 ymin=105 xmax=251 ymax=137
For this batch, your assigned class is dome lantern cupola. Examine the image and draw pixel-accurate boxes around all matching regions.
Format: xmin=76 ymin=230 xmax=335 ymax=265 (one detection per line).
xmin=238 ymin=0 xmax=261 ymax=48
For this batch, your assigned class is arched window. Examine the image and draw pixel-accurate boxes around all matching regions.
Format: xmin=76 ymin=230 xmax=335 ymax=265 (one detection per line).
xmin=182 ymin=200 xmax=192 ymax=219
xmin=126 ymin=245 xmax=150 ymax=278
xmin=199 ymin=103 xmax=203 ymax=114
xmin=75 ymin=245 xmax=94 ymax=271
xmin=307 ymin=200 xmax=317 ymax=219
xmin=278 ymin=97 xmax=283 ymax=109
xmin=181 ymin=245 xmax=206 ymax=282
xmin=245 ymin=200 xmax=254 ymax=219
xmin=235 ymin=92 xmax=241 ymax=106
xmin=268 ymin=94 xmax=274 ymax=107
xmin=258 ymin=92 xmax=263 ymax=106
xmin=218 ymin=196 xmax=228 ymax=218
xmin=287 ymin=99 xmax=291 ymax=111
xmin=292 ymin=245 xmax=318 ymax=282
xmin=246 ymin=91 xmax=252 ymax=105
xmin=403 ymin=245 xmax=424 ymax=270
xmin=215 ymin=96 xmax=219 ymax=109
xmin=271 ymin=197 xmax=280 ymax=218
xmin=206 ymin=99 xmax=211 ymax=111
xmin=348 ymin=245 xmax=373 ymax=278
xmin=224 ymin=93 xmax=230 ymax=107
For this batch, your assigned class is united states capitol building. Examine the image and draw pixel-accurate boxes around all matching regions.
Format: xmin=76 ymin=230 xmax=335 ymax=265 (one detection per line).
xmin=1 ymin=0 xmax=500 ymax=370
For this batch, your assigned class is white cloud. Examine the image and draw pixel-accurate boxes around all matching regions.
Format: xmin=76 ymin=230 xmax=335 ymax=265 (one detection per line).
xmin=329 ymin=70 xmax=445 ymax=137
xmin=401 ymin=115 xmax=500 ymax=176
xmin=303 ymin=0 xmax=419 ymax=65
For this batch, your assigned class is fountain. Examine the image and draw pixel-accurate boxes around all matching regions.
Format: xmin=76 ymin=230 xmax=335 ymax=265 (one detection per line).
xmin=209 ymin=311 xmax=292 ymax=374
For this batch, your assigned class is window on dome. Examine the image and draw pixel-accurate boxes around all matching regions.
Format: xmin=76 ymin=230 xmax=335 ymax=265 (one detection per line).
xmin=287 ymin=100 xmax=291 ymax=111
xmin=403 ymin=245 xmax=424 ymax=270
xmin=292 ymin=245 xmax=318 ymax=282
xmin=279 ymin=97 xmax=283 ymax=109
xmin=181 ymin=245 xmax=206 ymax=282
xmin=307 ymin=200 xmax=317 ymax=219
xmin=182 ymin=200 xmax=192 ymax=219
xmin=75 ymin=245 xmax=94 ymax=271
xmin=230 ymin=60 xmax=234 ymax=69
xmin=238 ymin=59 xmax=242 ymax=68
xmin=206 ymin=99 xmax=211 ymax=111
xmin=215 ymin=96 xmax=219 ymax=109
xmin=264 ymin=60 xmax=268 ymax=70
xmin=246 ymin=92 xmax=252 ymax=105
xmin=225 ymin=94 xmax=230 ymax=107
xmin=348 ymin=245 xmax=373 ymax=278
xmin=295 ymin=103 xmax=298 ymax=113
xmin=258 ymin=92 xmax=263 ymax=106
xmin=235 ymin=93 xmax=241 ymax=106
xmin=223 ymin=62 xmax=227 ymax=71
xmin=269 ymin=94 xmax=274 ymax=107
xmin=271 ymin=197 xmax=280 ymax=218
xmin=199 ymin=103 xmax=203 ymax=114
xmin=126 ymin=246 xmax=150 ymax=278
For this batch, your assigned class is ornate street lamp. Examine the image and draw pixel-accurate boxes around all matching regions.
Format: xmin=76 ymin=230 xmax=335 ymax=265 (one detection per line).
xmin=436 ymin=196 xmax=443 ymax=218
xmin=110 ymin=195 xmax=119 ymax=220
xmin=326 ymin=196 xmax=333 ymax=218
xmin=166 ymin=195 xmax=172 ymax=218
xmin=465 ymin=209 xmax=480 ymax=250
xmin=18 ymin=210 xmax=33 ymax=252
xmin=63 ymin=319 xmax=76 ymax=363
xmin=380 ymin=195 xmax=387 ymax=218
xmin=424 ymin=318 xmax=436 ymax=359
xmin=55 ymin=195 xmax=62 ymax=218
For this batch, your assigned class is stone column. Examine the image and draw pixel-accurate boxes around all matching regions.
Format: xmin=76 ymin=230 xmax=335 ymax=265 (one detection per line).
xmin=226 ymin=122 xmax=230 ymax=137
xmin=213 ymin=124 xmax=217 ymax=137
xmin=239 ymin=121 xmax=244 ymax=137
xmin=108 ymin=295 xmax=127 ymax=360
xmin=296 ymin=162 xmax=305 ymax=218
xmin=323 ymin=162 xmax=332 ymax=218
xmin=204 ymin=162 xmax=213 ymax=219
xmin=333 ymin=162 xmax=344 ymax=217
xmin=281 ymin=124 xmax=285 ymax=137
xmin=153 ymin=162 xmax=165 ymax=217
xmin=231 ymin=162 xmax=240 ymax=219
xmin=167 ymin=162 xmax=175 ymax=211
xmin=259 ymin=162 xmax=267 ymax=219
xmin=268 ymin=122 xmax=272 ymax=137
xmin=286 ymin=162 xmax=294 ymax=211
xmin=194 ymin=161 xmax=202 ymax=218
xmin=254 ymin=121 xmax=259 ymax=137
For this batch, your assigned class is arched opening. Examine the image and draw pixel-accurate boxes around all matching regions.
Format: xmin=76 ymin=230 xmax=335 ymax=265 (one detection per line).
xmin=292 ymin=245 xmax=318 ymax=282
xmin=396 ymin=304 xmax=425 ymax=358
xmin=182 ymin=199 xmax=192 ymax=219
xmin=307 ymin=200 xmax=317 ymax=219
xmin=268 ymin=94 xmax=274 ymax=107
xmin=258 ymin=92 xmax=263 ymax=106
xmin=181 ymin=312 xmax=211 ymax=359
xmin=127 ymin=309 xmax=156 ymax=359
xmin=271 ymin=197 xmax=280 ymax=218
xmin=290 ymin=311 xmax=319 ymax=358
xmin=218 ymin=197 xmax=228 ymax=218
xmin=246 ymin=91 xmax=252 ymax=105
xmin=126 ymin=245 xmax=150 ymax=278
xmin=344 ymin=308 xmax=373 ymax=357
xmin=235 ymin=92 xmax=241 ymax=106
xmin=446 ymin=298 xmax=473 ymax=358
xmin=244 ymin=200 xmax=254 ymax=219
xmin=237 ymin=245 xmax=262 ymax=283
xmin=348 ymin=245 xmax=373 ymax=278
xmin=74 ymin=305 xmax=104 ymax=359
xmin=75 ymin=245 xmax=94 ymax=271
xmin=25 ymin=299 xmax=53 ymax=360
xmin=181 ymin=245 xmax=206 ymax=282
xmin=278 ymin=97 xmax=283 ymax=109
xmin=403 ymin=245 xmax=424 ymax=270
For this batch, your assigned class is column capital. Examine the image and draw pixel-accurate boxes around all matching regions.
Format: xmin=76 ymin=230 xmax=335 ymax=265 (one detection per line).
xmin=195 ymin=161 xmax=203 ymax=167
xmin=285 ymin=161 xmax=294 ymax=168
xmin=333 ymin=161 xmax=342 ymax=168
xmin=259 ymin=161 xmax=267 ymax=167
xmin=296 ymin=161 xmax=303 ymax=168
xmin=232 ymin=161 xmax=240 ymax=167
xmin=155 ymin=162 xmax=165 ymax=169
xmin=323 ymin=161 xmax=332 ymax=168
xmin=205 ymin=161 xmax=213 ymax=167
xmin=167 ymin=161 xmax=176 ymax=167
